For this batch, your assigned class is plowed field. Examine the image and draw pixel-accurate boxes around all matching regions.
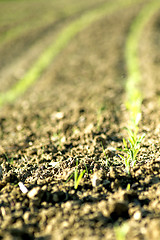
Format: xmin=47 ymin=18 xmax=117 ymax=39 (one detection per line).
xmin=0 ymin=0 xmax=160 ymax=239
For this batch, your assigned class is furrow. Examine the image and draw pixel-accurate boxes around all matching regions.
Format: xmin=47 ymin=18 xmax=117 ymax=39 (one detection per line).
xmin=0 ymin=0 xmax=146 ymax=107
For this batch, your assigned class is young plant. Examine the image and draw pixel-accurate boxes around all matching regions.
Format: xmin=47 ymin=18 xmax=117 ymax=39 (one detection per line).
xmin=74 ymin=160 xmax=86 ymax=189
xmin=126 ymin=183 xmax=131 ymax=191
xmin=119 ymin=128 xmax=145 ymax=174
xmin=66 ymin=159 xmax=86 ymax=190
xmin=4 ymin=153 xmax=14 ymax=165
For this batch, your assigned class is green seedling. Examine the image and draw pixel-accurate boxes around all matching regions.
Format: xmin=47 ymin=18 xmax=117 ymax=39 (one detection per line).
xmin=126 ymin=183 xmax=131 ymax=191
xmin=66 ymin=159 xmax=86 ymax=190
xmin=83 ymin=161 xmax=89 ymax=176
xmin=119 ymin=128 xmax=145 ymax=174
xmin=74 ymin=160 xmax=86 ymax=190
xmin=4 ymin=153 xmax=14 ymax=165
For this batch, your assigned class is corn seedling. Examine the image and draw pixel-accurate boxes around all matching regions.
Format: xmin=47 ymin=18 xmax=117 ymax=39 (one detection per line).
xmin=119 ymin=128 xmax=145 ymax=174
xmin=66 ymin=159 xmax=86 ymax=189
xmin=126 ymin=183 xmax=131 ymax=191
xmin=74 ymin=160 xmax=86 ymax=189
xmin=123 ymin=0 xmax=160 ymax=173
xmin=4 ymin=153 xmax=14 ymax=165
xmin=83 ymin=161 xmax=89 ymax=176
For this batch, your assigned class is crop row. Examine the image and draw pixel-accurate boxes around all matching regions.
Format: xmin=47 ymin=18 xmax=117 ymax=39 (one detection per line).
xmin=0 ymin=0 xmax=106 ymax=48
xmin=0 ymin=0 xmax=146 ymax=106
xmin=122 ymin=0 xmax=160 ymax=173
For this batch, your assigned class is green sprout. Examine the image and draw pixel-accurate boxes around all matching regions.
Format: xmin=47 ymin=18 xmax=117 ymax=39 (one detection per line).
xmin=74 ymin=160 xmax=86 ymax=190
xmin=66 ymin=159 xmax=86 ymax=190
xmin=126 ymin=183 xmax=131 ymax=191
xmin=4 ymin=153 xmax=14 ymax=165
xmin=119 ymin=128 xmax=145 ymax=174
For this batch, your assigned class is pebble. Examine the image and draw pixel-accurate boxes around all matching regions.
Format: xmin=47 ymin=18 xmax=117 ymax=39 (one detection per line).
xmin=133 ymin=210 xmax=142 ymax=220
xmin=27 ymin=186 xmax=40 ymax=199
xmin=91 ymin=172 xmax=101 ymax=187
xmin=18 ymin=182 xmax=28 ymax=194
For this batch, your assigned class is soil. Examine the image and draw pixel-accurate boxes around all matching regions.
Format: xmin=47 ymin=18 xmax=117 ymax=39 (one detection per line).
xmin=0 ymin=1 xmax=160 ymax=240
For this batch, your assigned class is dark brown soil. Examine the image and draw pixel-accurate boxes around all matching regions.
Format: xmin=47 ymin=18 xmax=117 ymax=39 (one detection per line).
xmin=0 ymin=1 xmax=160 ymax=240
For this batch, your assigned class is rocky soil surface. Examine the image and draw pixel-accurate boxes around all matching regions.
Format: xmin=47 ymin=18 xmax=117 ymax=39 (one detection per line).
xmin=0 ymin=0 xmax=160 ymax=239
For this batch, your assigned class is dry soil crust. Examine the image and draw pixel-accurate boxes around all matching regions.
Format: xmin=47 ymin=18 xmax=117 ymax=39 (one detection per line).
xmin=0 ymin=2 xmax=160 ymax=240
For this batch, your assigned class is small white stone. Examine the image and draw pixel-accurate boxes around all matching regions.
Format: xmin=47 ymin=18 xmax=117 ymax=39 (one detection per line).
xmin=27 ymin=187 xmax=40 ymax=199
xmin=91 ymin=172 xmax=101 ymax=187
xmin=107 ymin=146 xmax=116 ymax=152
xmin=1 ymin=206 xmax=6 ymax=217
xmin=51 ymin=112 xmax=64 ymax=120
xmin=18 ymin=182 xmax=28 ymax=194
xmin=61 ymin=136 xmax=66 ymax=143
xmin=84 ymin=123 xmax=94 ymax=134
xmin=133 ymin=211 xmax=141 ymax=220
xmin=49 ymin=161 xmax=60 ymax=168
